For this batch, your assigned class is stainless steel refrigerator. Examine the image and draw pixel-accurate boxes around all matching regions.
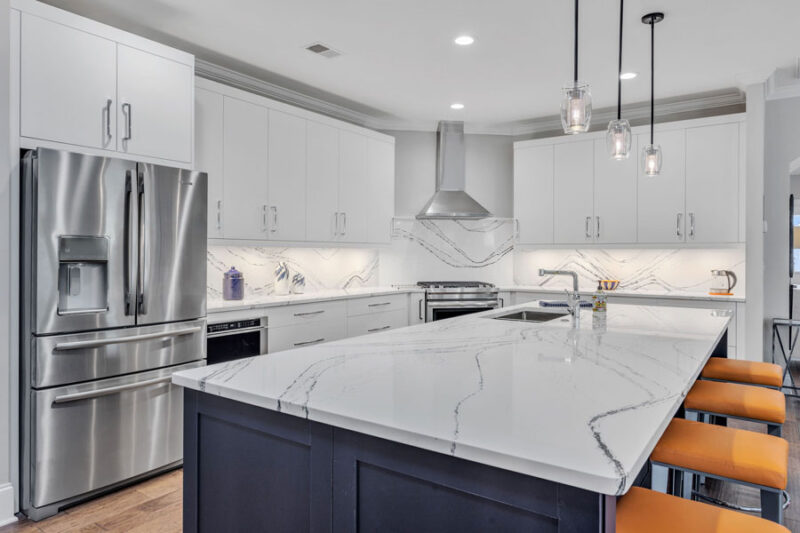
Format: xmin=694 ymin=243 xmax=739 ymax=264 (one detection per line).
xmin=20 ymin=148 xmax=207 ymax=520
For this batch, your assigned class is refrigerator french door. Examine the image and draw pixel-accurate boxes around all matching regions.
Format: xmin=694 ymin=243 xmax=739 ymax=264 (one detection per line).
xmin=21 ymin=148 xmax=207 ymax=520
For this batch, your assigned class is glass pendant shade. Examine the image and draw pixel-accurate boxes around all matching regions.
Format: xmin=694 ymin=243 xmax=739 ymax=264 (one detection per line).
xmin=561 ymin=81 xmax=591 ymax=134
xmin=606 ymin=119 xmax=631 ymax=159
xmin=642 ymin=144 xmax=662 ymax=176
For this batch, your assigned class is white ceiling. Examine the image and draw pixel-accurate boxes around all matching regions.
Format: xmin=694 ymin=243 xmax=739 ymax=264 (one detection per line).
xmin=43 ymin=0 xmax=800 ymax=129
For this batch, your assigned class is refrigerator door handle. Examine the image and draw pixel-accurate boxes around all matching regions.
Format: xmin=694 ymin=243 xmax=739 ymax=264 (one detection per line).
xmin=123 ymin=171 xmax=134 ymax=315
xmin=53 ymin=325 xmax=203 ymax=351
xmin=136 ymin=171 xmax=146 ymax=315
xmin=53 ymin=375 xmax=172 ymax=404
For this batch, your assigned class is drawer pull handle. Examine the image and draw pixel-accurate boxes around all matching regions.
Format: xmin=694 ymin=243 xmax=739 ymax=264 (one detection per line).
xmin=368 ymin=325 xmax=391 ymax=332
xmin=368 ymin=302 xmax=391 ymax=307
xmin=53 ymin=375 xmax=172 ymax=404
xmin=294 ymin=310 xmax=325 ymax=317
xmin=294 ymin=338 xmax=325 ymax=347
xmin=54 ymin=326 xmax=202 ymax=351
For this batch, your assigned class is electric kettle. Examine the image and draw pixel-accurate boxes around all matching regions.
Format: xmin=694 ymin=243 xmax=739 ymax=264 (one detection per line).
xmin=709 ymin=270 xmax=737 ymax=296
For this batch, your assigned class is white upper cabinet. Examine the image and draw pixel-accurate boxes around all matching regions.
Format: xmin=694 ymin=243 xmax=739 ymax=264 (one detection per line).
xmin=338 ymin=131 xmax=370 ymax=243
xmin=513 ymin=145 xmax=554 ymax=244
xmin=222 ymin=97 xmax=269 ymax=241
xmin=685 ymin=123 xmax=740 ymax=243
xmin=594 ymin=138 xmax=637 ymax=244
xmin=306 ymin=121 xmax=340 ymax=242
xmin=637 ymin=129 xmax=686 ymax=243
xmin=20 ymin=13 xmax=117 ymax=151
xmin=116 ymin=45 xmax=193 ymax=164
xmin=268 ymin=110 xmax=307 ymax=241
xmin=14 ymin=2 xmax=195 ymax=167
xmin=367 ymin=138 xmax=395 ymax=243
xmin=553 ymin=140 xmax=595 ymax=244
xmin=195 ymin=88 xmax=224 ymax=239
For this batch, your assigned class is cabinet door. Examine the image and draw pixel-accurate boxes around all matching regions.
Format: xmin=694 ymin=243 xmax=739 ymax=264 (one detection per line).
xmin=117 ymin=44 xmax=193 ymax=164
xmin=553 ymin=141 xmax=594 ymax=244
xmin=20 ymin=14 xmax=116 ymax=150
xmin=594 ymin=138 xmax=637 ymax=243
xmin=338 ymin=130 xmax=369 ymax=242
xmin=685 ymin=123 xmax=739 ymax=243
xmin=222 ymin=97 xmax=269 ymax=240
xmin=366 ymin=138 xmax=395 ymax=243
xmin=513 ymin=145 xmax=554 ymax=244
xmin=637 ymin=129 xmax=686 ymax=243
xmin=195 ymin=88 xmax=224 ymax=239
xmin=306 ymin=121 xmax=340 ymax=242
xmin=268 ymin=110 xmax=307 ymax=241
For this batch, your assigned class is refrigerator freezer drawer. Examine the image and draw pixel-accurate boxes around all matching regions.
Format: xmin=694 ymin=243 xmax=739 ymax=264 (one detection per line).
xmin=32 ymin=319 xmax=206 ymax=388
xmin=29 ymin=360 xmax=203 ymax=509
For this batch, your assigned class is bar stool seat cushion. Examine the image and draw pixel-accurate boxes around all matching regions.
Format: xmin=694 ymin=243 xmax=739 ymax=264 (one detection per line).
xmin=651 ymin=418 xmax=788 ymax=490
xmin=685 ymin=380 xmax=786 ymax=424
xmin=701 ymin=358 xmax=783 ymax=388
xmin=617 ymin=487 xmax=790 ymax=533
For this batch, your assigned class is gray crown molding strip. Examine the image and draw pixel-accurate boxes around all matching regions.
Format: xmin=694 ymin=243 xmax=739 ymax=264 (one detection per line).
xmin=765 ymin=66 xmax=800 ymax=101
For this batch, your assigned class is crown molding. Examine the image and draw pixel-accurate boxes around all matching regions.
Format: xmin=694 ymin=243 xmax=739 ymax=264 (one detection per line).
xmin=765 ymin=66 xmax=800 ymax=101
xmin=196 ymin=60 xmax=745 ymax=136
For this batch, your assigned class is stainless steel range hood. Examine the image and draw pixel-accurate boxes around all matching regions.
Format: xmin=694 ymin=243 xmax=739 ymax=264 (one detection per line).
xmin=416 ymin=121 xmax=491 ymax=220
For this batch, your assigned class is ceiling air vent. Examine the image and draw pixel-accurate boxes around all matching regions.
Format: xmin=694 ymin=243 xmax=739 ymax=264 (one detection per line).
xmin=305 ymin=43 xmax=341 ymax=59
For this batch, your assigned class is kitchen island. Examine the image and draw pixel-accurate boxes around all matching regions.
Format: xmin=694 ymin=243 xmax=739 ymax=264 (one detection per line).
xmin=173 ymin=302 xmax=730 ymax=532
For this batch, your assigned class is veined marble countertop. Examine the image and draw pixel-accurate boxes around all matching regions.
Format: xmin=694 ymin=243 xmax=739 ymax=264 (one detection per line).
xmin=174 ymin=302 xmax=730 ymax=495
xmin=506 ymin=285 xmax=745 ymax=303
xmin=207 ymin=286 xmax=424 ymax=313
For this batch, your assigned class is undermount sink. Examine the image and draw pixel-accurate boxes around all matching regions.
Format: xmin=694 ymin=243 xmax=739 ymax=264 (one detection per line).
xmin=491 ymin=309 xmax=569 ymax=323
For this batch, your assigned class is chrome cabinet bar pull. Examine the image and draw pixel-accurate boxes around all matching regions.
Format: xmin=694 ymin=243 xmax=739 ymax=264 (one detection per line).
xmin=689 ymin=212 xmax=695 ymax=238
xmin=368 ymin=325 xmax=391 ymax=333
xmin=596 ymin=216 xmax=600 ymax=239
xmin=262 ymin=205 xmax=268 ymax=232
xmin=585 ymin=216 xmax=592 ymax=239
xmin=270 ymin=206 xmax=278 ymax=233
xmin=677 ymin=213 xmax=683 ymax=238
xmin=105 ymin=98 xmax=113 ymax=141
xmin=122 ymin=103 xmax=132 ymax=141
xmin=418 ymin=299 xmax=423 ymax=320
xmin=53 ymin=376 xmax=172 ymax=404
xmin=54 ymin=326 xmax=203 ymax=351
xmin=368 ymin=302 xmax=391 ymax=308
xmin=294 ymin=309 xmax=325 ymax=317
xmin=294 ymin=338 xmax=325 ymax=347
xmin=217 ymin=200 xmax=222 ymax=230
xmin=342 ymin=212 xmax=347 ymax=235
xmin=334 ymin=212 xmax=340 ymax=236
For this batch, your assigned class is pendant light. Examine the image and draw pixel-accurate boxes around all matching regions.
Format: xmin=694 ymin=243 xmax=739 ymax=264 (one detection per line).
xmin=641 ymin=12 xmax=664 ymax=176
xmin=606 ymin=0 xmax=631 ymax=159
xmin=561 ymin=0 xmax=591 ymax=134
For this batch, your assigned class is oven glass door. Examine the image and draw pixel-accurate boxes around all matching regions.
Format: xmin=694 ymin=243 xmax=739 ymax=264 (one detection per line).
xmin=207 ymin=329 xmax=263 ymax=365
xmin=427 ymin=302 xmax=498 ymax=322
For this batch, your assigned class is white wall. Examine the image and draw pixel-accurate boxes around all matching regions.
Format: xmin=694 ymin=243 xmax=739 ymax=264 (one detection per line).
xmin=746 ymin=84 xmax=766 ymax=362
xmin=389 ymin=130 xmax=514 ymax=218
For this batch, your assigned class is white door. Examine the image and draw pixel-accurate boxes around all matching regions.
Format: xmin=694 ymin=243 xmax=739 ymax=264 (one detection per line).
xmin=117 ymin=45 xmax=193 ymax=164
xmin=222 ymin=97 xmax=269 ymax=240
xmin=637 ymin=129 xmax=686 ymax=243
xmin=366 ymin=138 xmax=395 ymax=243
xmin=20 ymin=14 xmax=117 ymax=151
xmin=553 ymin=140 xmax=595 ymax=244
xmin=338 ymin=130 xmax=369 ymax=242
xmin=306 ymin=121 xmax=340 ymax=242
xmin=513 ymin=145 xmax=554 ymax=244
xmin=594 ymin=138 xmax=638 ymax=243
xmin=268 ymin=110 xmax=307 ymax=241
xmin=195 ymin=88 xmax=224 ymax=239
xmin=685 ymin=123 xmax=740 ymax=243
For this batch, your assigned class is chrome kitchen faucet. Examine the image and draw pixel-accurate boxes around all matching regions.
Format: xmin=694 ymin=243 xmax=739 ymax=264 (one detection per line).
xmin=539 ymin=269 xmax=581 ymax=326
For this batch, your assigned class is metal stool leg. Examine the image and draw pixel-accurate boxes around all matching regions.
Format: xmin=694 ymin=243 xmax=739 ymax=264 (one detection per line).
xmin=761 ymin=489 xmax=783 ymax=524
xmin=768 ymin=423 xmax=782 ymax=437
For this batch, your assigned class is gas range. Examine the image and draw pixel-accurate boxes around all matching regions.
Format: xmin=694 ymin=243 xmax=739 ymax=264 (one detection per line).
xmin=417 ymin=281 xmax=501 ymax=322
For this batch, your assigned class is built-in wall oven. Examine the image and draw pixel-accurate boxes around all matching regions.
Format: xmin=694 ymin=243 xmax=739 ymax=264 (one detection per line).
xmin=207 ymin=318 xmax=268 ymax=365
xmin=418 ymin=282 xmax=501 ymax=322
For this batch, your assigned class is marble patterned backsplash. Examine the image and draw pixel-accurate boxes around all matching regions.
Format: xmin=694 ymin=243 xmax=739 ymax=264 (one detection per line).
xmin=513 ymin=247 xmax=746 ymax=296
xmin=207 ymin=246 xmax=378 ymax=299
xmin=378 ymin=217 xmax=515 ymax=285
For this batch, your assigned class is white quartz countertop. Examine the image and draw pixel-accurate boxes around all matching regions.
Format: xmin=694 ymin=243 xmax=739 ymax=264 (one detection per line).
xmin=507 ymin=286 xmax=745 ymax=303
xmin=175 ymin=301 xmax=730 ymax=495
xmin=207 ymin=286 xmax=424 ymax=313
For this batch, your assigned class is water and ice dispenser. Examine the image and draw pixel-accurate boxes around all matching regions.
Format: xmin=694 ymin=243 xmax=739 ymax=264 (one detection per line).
xmin=57 ymin=236 xmax=109 ymax=314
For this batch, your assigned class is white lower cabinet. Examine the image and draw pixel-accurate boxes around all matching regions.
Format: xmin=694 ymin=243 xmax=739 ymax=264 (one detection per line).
xmin=268 ymin=318 xmax=347 ymax=353
xmin=409 ymin=293 xmax=425 ymax=325
xmin=347 ymin=310 xmax=407 ymax=337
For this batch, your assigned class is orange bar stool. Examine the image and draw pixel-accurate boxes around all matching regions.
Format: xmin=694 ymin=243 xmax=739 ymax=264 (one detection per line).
xmin=701 ymin=358 xmax=783 ymax=389
xmin=617 ymin=487 xmax=790 ymax=533
xmin=650 ymin=418 xmax=788 ymax=524
xmin=684 ymin=380 xmax=786 ymax=436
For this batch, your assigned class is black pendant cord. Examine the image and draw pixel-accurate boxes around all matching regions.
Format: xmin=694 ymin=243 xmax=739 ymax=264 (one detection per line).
xmin=649 ymin=17 xmax=654 ymax=145
xmin=573 ymin=0 xmax=579 ymax=84
xmin=616 ymin=0 xmax=623 ymax=120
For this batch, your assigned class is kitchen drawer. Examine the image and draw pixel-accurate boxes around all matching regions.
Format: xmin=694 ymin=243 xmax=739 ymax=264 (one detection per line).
xmin=267 ymin=300 xmax=347 ymax=327
xmin=346 ymin=294 xmax=407 ymax=317
xmin=347 ymin=309 xmax=407 ymax=337
xmin=268 ymin=317 xmax=347 ymax=353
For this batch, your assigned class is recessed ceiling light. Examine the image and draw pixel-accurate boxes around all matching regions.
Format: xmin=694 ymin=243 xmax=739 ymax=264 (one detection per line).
xmin=620 ymin=72 xmax=638 ymax=80
xmin=450 ymin=103 xmax=465 ymax=110
xmin=454 ymin=35 xmax=474 ymax=46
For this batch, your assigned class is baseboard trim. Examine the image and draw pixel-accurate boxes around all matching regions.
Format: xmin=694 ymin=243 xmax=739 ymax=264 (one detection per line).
xmin=0 ymin=483 xmax=17 ymax=527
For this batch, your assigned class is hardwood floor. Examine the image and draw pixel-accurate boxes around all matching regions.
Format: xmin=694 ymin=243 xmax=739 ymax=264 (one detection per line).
xmin=2 ymin=383 xmax=799 ymax=532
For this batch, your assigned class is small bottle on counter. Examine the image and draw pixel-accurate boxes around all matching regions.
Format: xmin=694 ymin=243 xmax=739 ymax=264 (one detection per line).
xmin=223 ymin=266 xmax=244 ymax=301
xmin=592 ymin=282 xmax=607 ymax=314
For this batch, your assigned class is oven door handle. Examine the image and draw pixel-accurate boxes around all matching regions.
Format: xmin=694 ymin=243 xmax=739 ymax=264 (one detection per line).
xmin=207 ymin=326 xmax=267 ymax=339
